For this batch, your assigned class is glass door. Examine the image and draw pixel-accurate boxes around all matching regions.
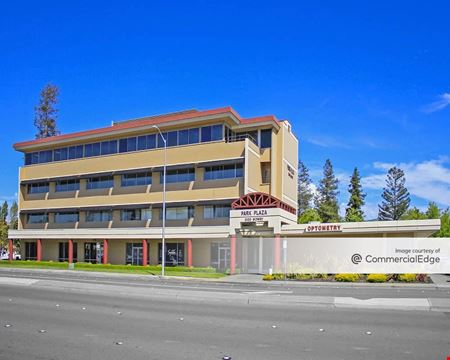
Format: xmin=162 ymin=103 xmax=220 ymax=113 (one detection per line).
xmin=84 ymin=243 xmax=97 ymax=263
xmin=218 ymin=246 xmax=230 ymax=270
xmin=132 ymin=246 xmax=143 ymax=266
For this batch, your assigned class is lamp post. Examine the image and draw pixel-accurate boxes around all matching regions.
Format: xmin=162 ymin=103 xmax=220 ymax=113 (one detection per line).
xmin=152 ymin=125 xmax=167 ymax=277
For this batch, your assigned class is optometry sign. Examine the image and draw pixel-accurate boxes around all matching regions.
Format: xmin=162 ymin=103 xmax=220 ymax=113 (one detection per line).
xmin=305 ymin=224 xmax=342 ymax=232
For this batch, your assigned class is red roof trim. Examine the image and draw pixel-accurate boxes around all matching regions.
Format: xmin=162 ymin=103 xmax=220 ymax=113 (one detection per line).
xmin=14 ymin=106 xmax=280 ymax=149
xmin=231 ymin=192 xmax=296 ymax=215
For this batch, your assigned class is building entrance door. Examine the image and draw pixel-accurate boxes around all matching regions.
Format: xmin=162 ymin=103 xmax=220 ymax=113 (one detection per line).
xmin=132 ymin=246 xmax=143 ymax=266
xmin=218 ymin=245 xmax=230 ymax=270
xmin=84 ymin=242 xmax=97 ymax=263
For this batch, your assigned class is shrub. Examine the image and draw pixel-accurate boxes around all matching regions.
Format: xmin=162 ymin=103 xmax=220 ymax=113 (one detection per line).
xmin=335 ymin=273 xmax=360 ymax=282
xmin=366 ymin=274 xmax=388 ymax=283
xmin=263 ymin=274 xmax=274 ymax=281
xmin=415 ymin=274 xmax=428 ymax=283
xmin=398 ymin=274 xmax=416 ymax=282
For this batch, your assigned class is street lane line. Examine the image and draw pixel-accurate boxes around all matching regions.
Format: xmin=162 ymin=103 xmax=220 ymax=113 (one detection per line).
xmin=0 ymin=277 xmax=38 ymax=286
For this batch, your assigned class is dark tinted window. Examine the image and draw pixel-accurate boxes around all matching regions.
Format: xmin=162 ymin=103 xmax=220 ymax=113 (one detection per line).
xmin=211 ymin=124 xmax=223 ymax=141
xmin=68 ymin=145 xmax=83 ymax=159
xmin=201 ymin=126 xmax=212 ymax=142
xmin=188 ymin=128 xmax=199 ymax=144
xmin=167 ymin=131 xmax=178 ymax=146
xmin=178 ymin=129 xmax=189 ymax=145
xmin=260 ymin=129 xmax=272 ymax=148
xmin=39 ymin=150 xmax=52 ymax=163
xmin=157 ymin=132 xmax=167 ymax=148
xmin=101 ymin=140 xmax=117 ymax=155
xmin=54 ymin=148 xmax=68 ymax=161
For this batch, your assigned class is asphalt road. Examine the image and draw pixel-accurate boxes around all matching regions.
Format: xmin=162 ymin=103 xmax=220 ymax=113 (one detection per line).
xmin=1 ymin=270 xmax=449 ymax=360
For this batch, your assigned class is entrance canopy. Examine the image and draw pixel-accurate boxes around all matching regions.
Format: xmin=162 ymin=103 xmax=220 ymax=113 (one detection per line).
xmin=231 ymin=192 xmax=296 ymax=215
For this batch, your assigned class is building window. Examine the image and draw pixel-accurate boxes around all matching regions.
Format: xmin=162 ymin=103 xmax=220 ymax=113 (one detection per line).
xmin=260 ymin=129 xmax=272 ymax=148
xmin=120 ymin=208 xmax=151 ymax=221
xmin=121 ymin=172 xmax=152 ymax=187
xmin=158 ymin=243 xmax=184 ymax=266
xmin=119 ymin=137 xmax=137 ymax=153
xmin=204 ymin=205 xmax=231 ymax=219
xmin=55 ymin=179 xmax=80 ymax=192
xmin=27 ymin=213 xmax=48 ymax=224
xmin=163 ymin=206 xmax=194 ymax=220
xmin=204 ymin=163 xmax=243 ymax=180
xmin=68 ymin=145 xmax=84 ymax=159
xmin=86 ymin=210 xmax=112 ymax=222
xmin=54 ymin=147 xmax=68 ymax=161
xmin=86 ymin=176 xmax=114 ymax=190
xmin=25 ymin=242 xmax=37 ymax=260
xmin=161 ymin=168 xmax=195 ymax=183
xmin=84 ymin=142 xmax=101 ymax=157
xmin=27 ymin=182 xmax=49 ymax=194
xmin=58 ymin=242 xmax=78 ymax=262
xmin=55 ymin=212 xmax=79 ymax=223
xmin=137 ymin=134 xmax=156 ymax=150
xmin=101 ymin=140 xmax=118 ymax=155
xmin=24 ymin=125 xmax=224 ymax=166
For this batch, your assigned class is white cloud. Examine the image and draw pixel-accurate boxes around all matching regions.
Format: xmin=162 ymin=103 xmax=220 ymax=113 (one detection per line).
xmin=422 ymin=93 xmax=450 ymax=113
xmin=305 ymin=135 xmax=352 ymax=149
xmin=362 ymin=157 xmax=450 ymax=207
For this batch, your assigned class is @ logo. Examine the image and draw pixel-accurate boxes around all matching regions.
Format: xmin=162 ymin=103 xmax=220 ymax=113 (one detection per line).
xmin=351 ymin=253 xmax=362 ymax=265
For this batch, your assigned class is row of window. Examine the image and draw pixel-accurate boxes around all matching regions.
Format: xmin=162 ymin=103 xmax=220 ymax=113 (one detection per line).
xmin=26 ymin=205 xmax=231 ymax=224
xmin=25 ymin=124 xmax=224 ymax=165
xmin=26 ymin=165 xmax=242 ymax=194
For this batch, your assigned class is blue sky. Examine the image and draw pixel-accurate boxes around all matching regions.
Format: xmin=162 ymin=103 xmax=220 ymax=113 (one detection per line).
xmin=1 ymin=1 xmax=449 ymax=219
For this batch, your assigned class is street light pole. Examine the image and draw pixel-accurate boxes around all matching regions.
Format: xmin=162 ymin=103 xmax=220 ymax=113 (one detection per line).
xmin=152 ymin=125 xmax=167 ymax=277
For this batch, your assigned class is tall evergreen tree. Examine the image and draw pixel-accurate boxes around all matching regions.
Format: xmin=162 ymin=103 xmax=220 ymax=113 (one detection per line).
xmin=345 ymin=167 xmax=366 ymax=222
xmin=378 ymin=166 xmax=410 ymax=220
xmin=297 ymin=160 xmax=314 ymax=216
xmin=0 ymin=201 xmax=8 ymax=222
xmin=314 ymin=159 xmax=340 ymax=222
xmin=34 ymin=84 xmax=60 ymax=139
xmin=9 ymin=201 xmax=18 ymax=230
xmin=0 ymin=201 xmax=8 ymax=250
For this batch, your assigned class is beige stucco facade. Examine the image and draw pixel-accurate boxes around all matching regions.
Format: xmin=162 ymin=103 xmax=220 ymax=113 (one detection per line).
xmin=7 ymin=107 xmax=441 ymax=272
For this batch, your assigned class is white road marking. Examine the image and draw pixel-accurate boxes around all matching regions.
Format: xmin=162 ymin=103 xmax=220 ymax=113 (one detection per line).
xmin=0 ymin=277 xmax=38 ymax=286
xmin=334 ymin=297 xmax=430 ymax=311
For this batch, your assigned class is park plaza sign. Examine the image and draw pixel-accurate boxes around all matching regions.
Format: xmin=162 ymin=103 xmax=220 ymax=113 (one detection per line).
xmin=239 ymin=209 xmax=268 ymax=222
xmin=305 ymin=224 xmax=342 ymax=232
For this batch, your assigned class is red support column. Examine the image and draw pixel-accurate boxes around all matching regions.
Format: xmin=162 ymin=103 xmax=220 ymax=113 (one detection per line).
xmin=8 ymin=239 xmax=13 ymax=261
xmin=230 ymin=235 xmax=236 ymax=275
xmin=103 ymin=239 xmax=108 ymax=265
xmin=274 ymin=234 xmax=281 ymax=271
xmin=187 ymin=239 xmax=193 ymax=267
xmin=68 ymin=239 xmax=73 ymax=264
xmin=37 ymin=239 xmax=42 ymax=261
xmin=142 ymin=239 xmax=148 ymax=266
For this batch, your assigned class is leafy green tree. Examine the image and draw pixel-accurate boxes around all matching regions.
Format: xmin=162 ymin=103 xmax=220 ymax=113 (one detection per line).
xmin=435 ymin=209 xmax=450 ymax=237
xmin=34 ymin=84 xmax=60 ymax=139
xmin=426 ymin=202 xmax=440 ymax=219
xmin=297 ymin=160 xmax=314 ymax=217
xmin=9 ymin=201 xmax=18 ymax=230
xmin=314 ymin=159 xmax=340 ymax=222
xmin=401 ymin=207 xmax=427 ymax=220
xmin=345 ymin=167 xmax=365 ymax=222
xmin=298 ymin=208 xmax=322 ymax=224
xmin=378 ymin=166 xmax=410 ymax=220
